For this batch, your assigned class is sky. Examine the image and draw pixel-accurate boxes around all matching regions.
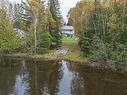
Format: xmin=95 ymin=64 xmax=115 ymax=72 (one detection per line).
xmin=60 ymin=0 xmax=80 ymax=22
xmin=9 ymin=0 xmax=80 ymax=22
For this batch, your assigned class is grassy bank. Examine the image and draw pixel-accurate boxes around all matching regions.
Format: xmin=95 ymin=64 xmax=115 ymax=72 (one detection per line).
xmin=62 ymin=36 xmax=78 ymax=46
xmin=61 ymin=36 xmax=89 ymax=63
xmin=2 ymin=37 xmax=88 ymax=63
xmin=63 ymin=52 xmax=89 ymax=63
xmin=2 ymin=50 xmax=88 ymax=63
xmin=2 ymin=50 xmax=59 ymax=61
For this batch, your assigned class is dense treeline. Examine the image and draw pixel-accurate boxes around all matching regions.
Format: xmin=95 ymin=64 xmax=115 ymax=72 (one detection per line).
xmin=68 ymin=0 xmax=127 ymax=64
xmin=0 ymin=0 xmax=62 ymax=54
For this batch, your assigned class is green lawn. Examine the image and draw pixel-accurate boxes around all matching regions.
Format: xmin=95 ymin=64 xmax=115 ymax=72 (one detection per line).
xmin=62 ymin=36 xmax=78 ymax=46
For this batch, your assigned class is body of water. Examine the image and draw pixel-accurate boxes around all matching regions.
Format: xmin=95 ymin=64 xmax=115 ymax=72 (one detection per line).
xmin=0 ymin=58 xmax=127 ymax=95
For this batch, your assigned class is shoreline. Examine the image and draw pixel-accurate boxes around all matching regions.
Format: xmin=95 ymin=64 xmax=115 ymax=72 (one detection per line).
xmin=1 ymin=53 xmax=127 ymax=74
xmin=1 ymin=52 xmax=88 ymax=64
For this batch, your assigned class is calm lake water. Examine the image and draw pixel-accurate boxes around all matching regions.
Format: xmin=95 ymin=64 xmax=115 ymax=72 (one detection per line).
xmin=0 ymin=58 xmax=127 ymax=95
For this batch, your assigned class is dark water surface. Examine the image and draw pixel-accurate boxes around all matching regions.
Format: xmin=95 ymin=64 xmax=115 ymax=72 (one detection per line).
xmin=0 ymin=58 xmax=127 ymax=95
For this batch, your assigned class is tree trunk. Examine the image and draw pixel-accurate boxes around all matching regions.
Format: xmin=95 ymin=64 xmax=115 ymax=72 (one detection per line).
xmin=33 ymin=12 xmax=38 ymax=54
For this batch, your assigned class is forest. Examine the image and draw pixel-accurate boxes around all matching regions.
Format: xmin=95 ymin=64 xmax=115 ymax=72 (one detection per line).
xmin=0 ymin=0 xmax=127 ymax=95
xmin=68 ymin=0 xmax=127 ymax=66
xmin=0 ymin=0 xmax=62 ymax=54
xmin=0 ymin=0 xmax=127 ymax=69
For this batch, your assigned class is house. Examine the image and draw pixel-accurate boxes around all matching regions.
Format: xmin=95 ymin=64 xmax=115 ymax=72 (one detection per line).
xmin=61 ymin=26 xmax=75 ymax=37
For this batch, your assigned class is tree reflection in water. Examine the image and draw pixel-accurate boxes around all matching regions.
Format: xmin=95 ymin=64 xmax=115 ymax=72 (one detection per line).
xmin=0 ymin=58 xmax=127 ymax=95
xmin=27 ymin=59 xmax=63 ymax=95
xmin=10 ymin=59 xmax=30 ymax=95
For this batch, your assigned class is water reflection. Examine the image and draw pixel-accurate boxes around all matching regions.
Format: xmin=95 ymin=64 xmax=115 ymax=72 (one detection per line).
xmin=0 ymin=58 xmax=127 ymax=95
xmin=58 ymin=60 xmax=74 ymax=95
xmin=10 ymin=60 xmax=30 ymax=95
xmin=0 ymin=58 xmax=20 ymax=95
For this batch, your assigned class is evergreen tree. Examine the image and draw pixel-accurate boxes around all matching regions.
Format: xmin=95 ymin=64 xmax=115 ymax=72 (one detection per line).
xmin=0 ymin=9 xmax=20 ymax=52
xmin=48 ymin=0 xmax=62 ymax=47
xmin=19 ymin=0 xmax=53 ymax=53
xmin=19 ymin=0 xmax=45 ymax=53
xmin=37 ymin=31 xmax=52 ymax=53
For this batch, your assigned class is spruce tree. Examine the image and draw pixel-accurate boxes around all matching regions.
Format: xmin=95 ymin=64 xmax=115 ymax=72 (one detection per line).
xmin=48 ymin=0 xmax=62 ymax=47
xmin=0 ymin=9 xmax=20 ymax=52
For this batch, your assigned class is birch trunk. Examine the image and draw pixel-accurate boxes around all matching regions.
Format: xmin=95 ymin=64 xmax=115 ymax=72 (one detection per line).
xmin=33 ymin=12 xmax=38 ymax=54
